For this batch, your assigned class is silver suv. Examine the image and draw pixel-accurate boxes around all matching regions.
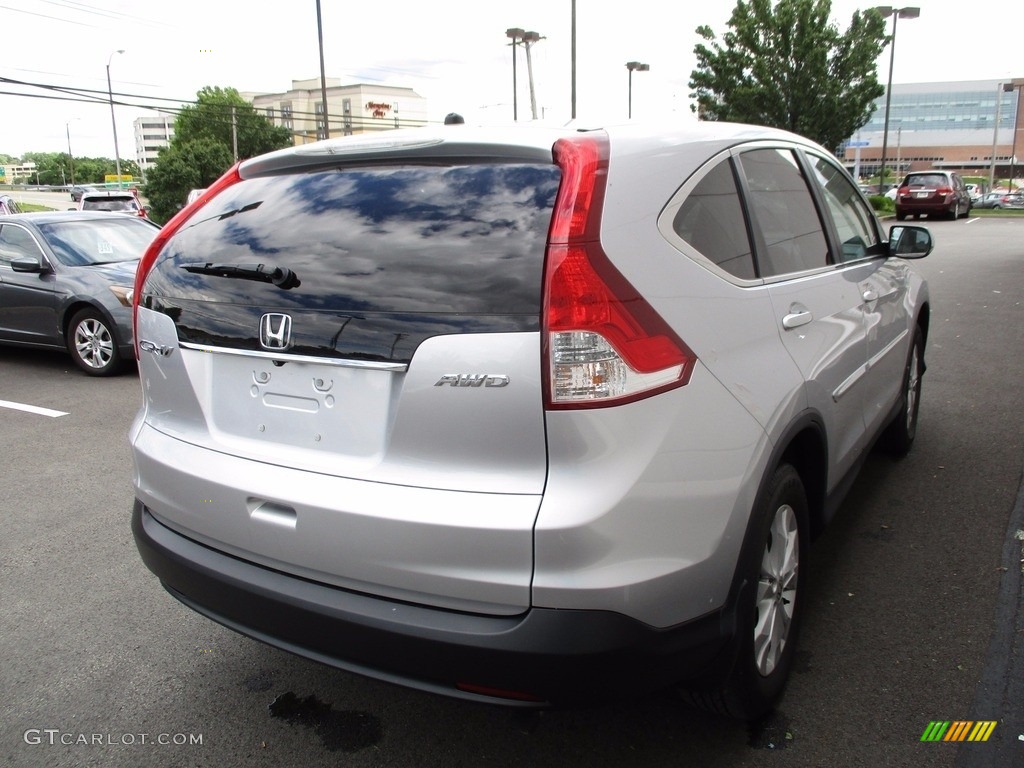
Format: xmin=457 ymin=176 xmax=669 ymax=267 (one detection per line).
xmin=130 ymin=123 xmax=931 ymax=720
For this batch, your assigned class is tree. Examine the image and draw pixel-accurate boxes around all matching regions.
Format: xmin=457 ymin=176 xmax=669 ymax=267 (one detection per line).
xmin=175 ymin=86 xmax=293 ymax=160
xmin=143 ymin=86 xmax=293 ymax=224
xmin=144 ymin=139 xmax=233 ymax=224
xmin=689 ymin=0 xmax=887 ymax=152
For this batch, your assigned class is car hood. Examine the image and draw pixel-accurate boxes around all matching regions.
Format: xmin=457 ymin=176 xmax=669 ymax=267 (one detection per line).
xmin=82 ymin=259 xmax=139 ymax=281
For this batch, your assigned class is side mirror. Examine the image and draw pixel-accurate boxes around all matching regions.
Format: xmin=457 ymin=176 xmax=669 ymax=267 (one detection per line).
xmin=11 ymin=256 xmax=45 ymax=273
xmin=889 ymin=225 xmax=933 ymax=259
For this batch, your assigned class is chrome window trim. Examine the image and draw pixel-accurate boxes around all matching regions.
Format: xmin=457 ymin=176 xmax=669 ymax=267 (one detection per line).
xmin=178 ymin=341 xmax=408 ymax=371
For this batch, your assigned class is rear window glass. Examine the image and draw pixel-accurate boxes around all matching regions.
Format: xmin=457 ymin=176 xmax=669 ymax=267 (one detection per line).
xmin=150 ymin=163 xmax=560 ymax=315
xmin=143 ymin=162 xmax=561 ymax=362
xmin=903 ymin=174 xmax=949 ymax=188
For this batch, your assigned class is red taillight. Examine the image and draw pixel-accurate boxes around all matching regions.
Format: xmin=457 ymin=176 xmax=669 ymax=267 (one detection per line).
xmin=543 ymin=135 xmax=695 ymax=409
xmin=936 ymin=187 xmax=953 ymax=196
xmin=897 ymin=186 xmax=910 ymax=198
xmin=132 ymin=162 xmax=243 ymax=357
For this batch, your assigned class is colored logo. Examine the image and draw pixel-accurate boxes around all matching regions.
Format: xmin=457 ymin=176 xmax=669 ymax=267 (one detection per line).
xmin=921 ymin=721 xmax=997 ymax=742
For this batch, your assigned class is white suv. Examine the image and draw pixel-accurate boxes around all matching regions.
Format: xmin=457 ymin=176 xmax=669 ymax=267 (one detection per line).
xmin=130 ymin=123 xmax=931 ymax=719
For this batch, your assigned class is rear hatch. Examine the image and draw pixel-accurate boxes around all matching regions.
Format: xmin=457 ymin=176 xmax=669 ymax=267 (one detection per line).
xmin=133 ymin=137 xmax=562 ymax=611
xmin=899 ymin=173 xmax=950 ymax=207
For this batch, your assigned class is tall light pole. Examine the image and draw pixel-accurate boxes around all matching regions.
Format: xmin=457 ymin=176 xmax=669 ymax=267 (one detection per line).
xmin=316 ymin=0 xmax=330 ymax=140
xmin=626 ymin=61 xmax=650 ymax=119
xmin=874 ymin=7 xmax=919 ymax=195
xmin=505 ymin=28 xmax=525 ymax=121
xmin=65 ymin=118 xmax=79 ymax=186
xmin=989 ymin=82 xmax=1005 ymax=193
xmin=1005 ymin=80 xmax=1024 ymax=192
xmin=570 ymin=0 xmax=576 ymax=120
xmin=521 ymin=31 xmax=543 ymax=120
xmin=106 ymin=49 xmax=125 ymax=189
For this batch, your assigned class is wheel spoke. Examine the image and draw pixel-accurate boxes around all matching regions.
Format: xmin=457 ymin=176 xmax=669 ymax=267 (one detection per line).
xmin=754 ymin=504 xmax=799 ymax=676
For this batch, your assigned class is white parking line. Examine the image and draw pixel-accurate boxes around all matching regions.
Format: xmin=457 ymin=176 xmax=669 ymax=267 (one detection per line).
xmin=0 ymin=399 xmax=69 ymax=418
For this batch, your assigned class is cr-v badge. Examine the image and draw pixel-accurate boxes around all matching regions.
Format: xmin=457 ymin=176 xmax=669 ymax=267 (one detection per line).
xmin=260 ymin=313 xmax=293 ymax=350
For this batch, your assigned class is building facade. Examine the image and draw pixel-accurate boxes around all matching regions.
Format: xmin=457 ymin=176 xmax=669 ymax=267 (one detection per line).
xmin=246 ymin=78 xmax=428 ymax=144
xmin=133 ymin=113 xmax=176 ymax=181
xmin=842 ymin=78 xmax=1024 ymax=187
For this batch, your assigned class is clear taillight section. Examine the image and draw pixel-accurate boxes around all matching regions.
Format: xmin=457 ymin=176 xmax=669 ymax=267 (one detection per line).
xmin=543 ymin=135 xmax=695 ymax=409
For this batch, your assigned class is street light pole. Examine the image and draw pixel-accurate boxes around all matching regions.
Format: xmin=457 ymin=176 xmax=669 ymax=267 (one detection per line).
xmin=1005 ymin=81 xmax=1023 ymax=193
xmin=106 ymin=49 xmax=125 ymax=189
xmin=505 ymin=28 xmax=524 ymax=121
xmin=626 ymin=61 xmax=650 ymax=119
xmin=521 ymin=31 xmax=543 ymax=120
xmin=65 ymin=119 xmax=79 ymax=186
xmin=989 ymin=82 xmax=1004 ymax=193
xmin=874 ymin=7 xmax=919 ymax=195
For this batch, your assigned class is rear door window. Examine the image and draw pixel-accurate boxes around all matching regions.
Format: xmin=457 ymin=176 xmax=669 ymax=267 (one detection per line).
xmin=737 ymin=149 xmax=829 ymax=277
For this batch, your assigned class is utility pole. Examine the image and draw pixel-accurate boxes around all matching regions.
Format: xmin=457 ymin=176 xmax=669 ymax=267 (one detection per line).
xmin=231 ymin=106 xmax=238 ymax=162
xmin=522 ymin=31 xmax=544 ymax=120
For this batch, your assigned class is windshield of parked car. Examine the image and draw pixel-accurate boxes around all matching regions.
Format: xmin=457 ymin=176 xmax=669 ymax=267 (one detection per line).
xmin=38 ymin=218 xmax=158 ymax=266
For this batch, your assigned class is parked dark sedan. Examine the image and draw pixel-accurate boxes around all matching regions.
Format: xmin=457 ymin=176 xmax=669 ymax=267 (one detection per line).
xmin=69 ymin=185 xmax=98 ymax=203
xmin=976 ymin=191 xmax=1024 ymax=209
xmin=0 ymin=211 xmax=160 ymax=375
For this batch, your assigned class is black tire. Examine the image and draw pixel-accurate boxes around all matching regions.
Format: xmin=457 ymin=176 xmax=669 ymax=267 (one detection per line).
xmin=949 ymin=201 xmax=960 ymax=220
xmin=682 ymin=463 xmax=808 ymax=721
xmin=896 ymin=212 xmax=906 ymax=221
xmin=66 ymin=307 xmax=123 ymax=376
xmin=879 ymin=325 xmax=924 ymax=457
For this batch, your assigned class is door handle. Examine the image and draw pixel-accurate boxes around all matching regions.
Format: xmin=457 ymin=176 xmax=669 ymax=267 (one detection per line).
xmin=782 ymin=307 xmax=813 ymax=329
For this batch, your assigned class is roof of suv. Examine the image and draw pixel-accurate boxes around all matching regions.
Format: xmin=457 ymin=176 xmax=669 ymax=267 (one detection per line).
xmin=237 ymin=122 xmax=815 ymax=177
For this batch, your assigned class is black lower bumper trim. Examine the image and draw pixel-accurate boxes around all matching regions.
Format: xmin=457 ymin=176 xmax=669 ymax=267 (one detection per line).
xmin=132 ymin=500 xmax=729 ymax=706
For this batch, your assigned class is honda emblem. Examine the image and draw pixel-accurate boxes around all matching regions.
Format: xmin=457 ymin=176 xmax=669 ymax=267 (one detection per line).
xmin=259 ymin=313 xmax=293 ymax=350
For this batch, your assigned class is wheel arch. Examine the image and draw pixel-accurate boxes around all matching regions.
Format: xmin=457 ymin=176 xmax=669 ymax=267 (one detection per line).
xmin=59 ymin=299 xmax=118 ymax=342
xmin=717 ymin=412 xmax=827 ymax=639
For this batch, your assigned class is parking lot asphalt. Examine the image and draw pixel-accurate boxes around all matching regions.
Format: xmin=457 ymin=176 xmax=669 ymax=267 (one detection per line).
xmin=0 ymin=216 xmax=1022 ymax=768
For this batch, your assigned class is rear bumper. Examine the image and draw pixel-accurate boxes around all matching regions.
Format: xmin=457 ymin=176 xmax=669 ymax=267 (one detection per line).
xmin=895 ymin=199 xmax=956 ymax=216
xmin=133 ymin=499 xmax=731 ymax=706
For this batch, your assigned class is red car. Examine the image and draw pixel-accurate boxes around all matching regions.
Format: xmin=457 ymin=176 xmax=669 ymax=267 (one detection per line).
xmin=895 ymin=170 xmax=972 ymax=220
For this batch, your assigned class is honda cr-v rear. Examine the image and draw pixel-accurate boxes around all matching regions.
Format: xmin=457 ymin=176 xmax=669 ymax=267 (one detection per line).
xmin=131 ymin=123 xmax=931 ymax=719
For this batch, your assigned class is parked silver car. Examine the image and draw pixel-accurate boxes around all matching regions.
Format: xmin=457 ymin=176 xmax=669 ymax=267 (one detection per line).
xmin=130 ymin=123 xmax=932 ymax=720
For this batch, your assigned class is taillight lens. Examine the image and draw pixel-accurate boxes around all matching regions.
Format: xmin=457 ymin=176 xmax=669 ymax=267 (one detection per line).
xmin=936 ymin=187 xmax=952 ymax=196
xmin=132 ymin=163 xmax=243 ymax=356
xmin=897 ymin=186 xmax=910 ymax=198
xmin=543 ymin=135 xmax=695 ymax=409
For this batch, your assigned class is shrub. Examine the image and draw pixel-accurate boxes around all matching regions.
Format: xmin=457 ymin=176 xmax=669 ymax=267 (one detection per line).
xmin=868 ymin=194 xmax=894 ymax=213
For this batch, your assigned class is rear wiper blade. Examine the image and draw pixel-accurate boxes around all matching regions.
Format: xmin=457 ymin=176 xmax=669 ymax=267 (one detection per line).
xmin=180 ymin=262 xmax=300 ymax=289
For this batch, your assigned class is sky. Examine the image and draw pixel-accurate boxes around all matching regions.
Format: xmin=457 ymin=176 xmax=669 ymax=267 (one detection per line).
xmin=2 ymin=0 xmax=1022 ymax=161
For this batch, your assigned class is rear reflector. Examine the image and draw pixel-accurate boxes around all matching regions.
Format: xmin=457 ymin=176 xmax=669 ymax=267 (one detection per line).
xmin=456 ymin=682 xmax=546 ymax=703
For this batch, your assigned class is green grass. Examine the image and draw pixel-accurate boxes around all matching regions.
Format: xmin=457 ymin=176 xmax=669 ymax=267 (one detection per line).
xmin=18 ymin=203 xmax=56 ymax=212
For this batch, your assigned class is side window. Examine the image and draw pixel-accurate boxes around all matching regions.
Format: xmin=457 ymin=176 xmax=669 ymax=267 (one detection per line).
xmin=0 ymin=225 xmax=44 ymax=266
xmin=672 ymin=158 xmax=756 ymax=279
xmin=808 ymin=155 xmax=881 ymax=262
xmin=737 ymin=149 xmax=829 ymax=277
